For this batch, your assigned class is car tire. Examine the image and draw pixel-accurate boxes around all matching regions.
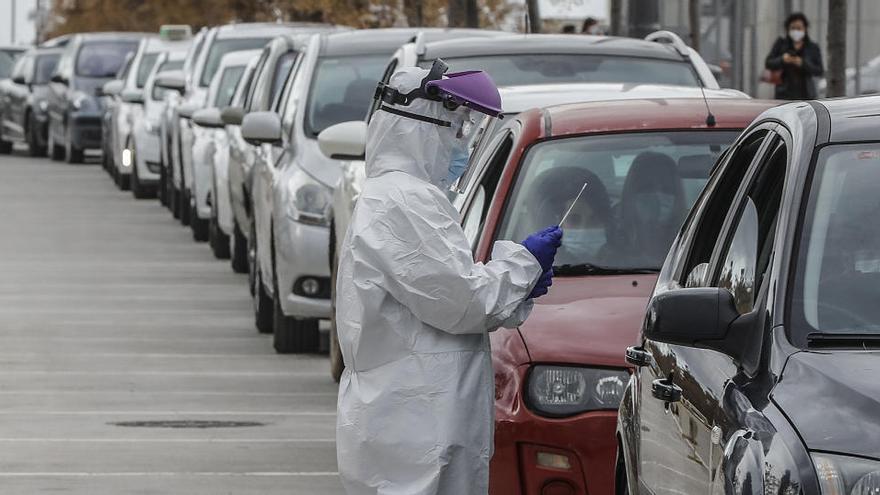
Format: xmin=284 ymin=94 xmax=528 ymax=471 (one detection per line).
xmin=0 ymin=136 xmax=11 ymax=155
xmin=252 ymin=254 xmax=273 ymax=334
xmin=209 ymin=215 xmax=230 ymax=259
xmin=131 ymin=163 xmax=152 ymax=199
xmin=615 ymin=441 xmax=631 ymax=495
xmin=65 ymin=125 xmax=84 ymax=164
xmin=180 ymin=189 xmax=191 ymax=226
xmin=170 ymin=187 xmax=181 ymax=219
xmin=158 ymin=165 xmax=168 ymax=206
xmin=190 ymin=202 xmax=209 ymax=242
xmin=231 ymin=221 xmax=249 ymax=274
xmin=248 ymin=221 xmax=258 ymax=297
xmin=48 ymin=125 xmax=64 ymax=161
xmin=273 ymin=291 xmax=319 ymax=354
xmin=26 ymin=112 xmax=47 ymax=157
xmin=115 ymin=165 xmax=130 ymax=191
xmin=329 ymin=238 xmax=344 ymax=382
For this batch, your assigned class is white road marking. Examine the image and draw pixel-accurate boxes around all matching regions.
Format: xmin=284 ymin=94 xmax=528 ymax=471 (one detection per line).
xmin=0 ymin=438 xmax=335 ymax=443
xmin=0 ymin=371 xmax=326 ymax=376
xmin=0 ymin=411 xmax=336 ymax=416
xmin=0 ymin=472 xmax=340 ymax=477
xmin=0 ymin=390 xmax=336 ymax=397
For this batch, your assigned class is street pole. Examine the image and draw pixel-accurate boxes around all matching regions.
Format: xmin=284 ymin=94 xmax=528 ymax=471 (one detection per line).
xmin=826 ymin=0 xmax=847 ymax=97
xmin=855 ymin=0 xmax=862 ymax=95
xmin=11 ymin=0 xmax=16 ymax=45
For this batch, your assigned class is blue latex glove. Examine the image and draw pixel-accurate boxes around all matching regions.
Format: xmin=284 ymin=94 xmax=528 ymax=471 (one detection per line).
xmin=529 ymin=269 xmax=553 ymax=299
xmin=521 ymin=225 xmax=563 ymax=273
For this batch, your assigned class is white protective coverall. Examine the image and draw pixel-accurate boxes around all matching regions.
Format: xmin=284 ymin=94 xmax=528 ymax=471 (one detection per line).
xmin=335 ymin=67 xmax=543 ymax=495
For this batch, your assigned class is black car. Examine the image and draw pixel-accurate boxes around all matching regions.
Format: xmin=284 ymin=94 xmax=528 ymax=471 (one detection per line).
xmin=617 ymin=96 xmax=880 ymax=494
xmin=0 ymin=47 xmax=63 ymax=156
xmin=46 ymin=32 xmax=143 ymax=163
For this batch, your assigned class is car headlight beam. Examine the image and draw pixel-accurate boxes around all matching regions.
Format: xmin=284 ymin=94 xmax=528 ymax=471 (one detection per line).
xmin=814 ymin=453 xmax=880 ymax=495
xmin=526 ymin=365 xmax=629 ymax=418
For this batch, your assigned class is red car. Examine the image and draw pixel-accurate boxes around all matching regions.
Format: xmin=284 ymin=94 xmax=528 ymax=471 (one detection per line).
xmin=456 ymin=98 xmax=778 ymax=495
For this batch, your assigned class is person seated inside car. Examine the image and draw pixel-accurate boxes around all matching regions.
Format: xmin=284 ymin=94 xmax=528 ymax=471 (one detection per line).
xmin=528 ymin=167 xmax=613 ymax=267
xmin=611 ymin=151 xmax=687 ymax=267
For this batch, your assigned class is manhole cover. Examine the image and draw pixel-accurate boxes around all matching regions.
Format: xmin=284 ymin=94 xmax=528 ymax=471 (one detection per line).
xmin=110 ymin=420 xmax=265 ymax=429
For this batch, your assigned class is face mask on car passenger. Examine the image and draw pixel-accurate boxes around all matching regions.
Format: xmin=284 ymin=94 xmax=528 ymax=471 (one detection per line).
xmin=634 ymin=192 xmax=676 ymax=224
xmin=565 ymin=228 xmax=606 ymax=257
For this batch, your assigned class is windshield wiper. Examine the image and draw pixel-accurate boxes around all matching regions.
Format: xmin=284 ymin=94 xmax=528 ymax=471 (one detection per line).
xmin=553 ymin=263 xmax=660 ymax=276
xmin=807 ymin=332 xmax=880 ymax=349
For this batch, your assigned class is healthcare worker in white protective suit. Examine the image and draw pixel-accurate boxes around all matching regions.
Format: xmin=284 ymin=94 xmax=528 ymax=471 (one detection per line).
xmin=335 ymin=60 xmax=563 ymax=495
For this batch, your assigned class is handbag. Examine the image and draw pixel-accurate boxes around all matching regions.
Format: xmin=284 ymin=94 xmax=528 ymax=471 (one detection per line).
xmin=761 ymin=69 xmax=783 ymax=85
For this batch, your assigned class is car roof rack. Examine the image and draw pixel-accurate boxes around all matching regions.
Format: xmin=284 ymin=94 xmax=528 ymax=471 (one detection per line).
xmin=645 ymin=30 xmax=690 ymax=59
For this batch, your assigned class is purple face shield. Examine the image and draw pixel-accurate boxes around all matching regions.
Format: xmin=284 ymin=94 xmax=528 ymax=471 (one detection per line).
xmin=374 ymin=59 xmax=503 ymax=128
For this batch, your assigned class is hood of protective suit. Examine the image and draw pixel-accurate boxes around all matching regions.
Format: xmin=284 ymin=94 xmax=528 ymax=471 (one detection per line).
xmin=365 ymin=67 xmax=461 ymax=189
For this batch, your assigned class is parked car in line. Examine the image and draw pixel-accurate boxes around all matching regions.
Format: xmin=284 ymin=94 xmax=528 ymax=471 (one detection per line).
xmin=167 ymin=23 xmax=335 ymax=227
xmin=219 ymin=56 xmax=261 ymax=274
xmin=46 ymin=32 xmax=144 ymax=163
xmin=190 ymin=49 xmax=261 ymax=250
xmin=241 ymin=28 xmax=497 ymax=353
xmin=617 ymin=96 xmax=880 ymax=495
xmin=0 ymin=46 xmax=26 ymax=80
xmin=192 ymin=34 xmax=305 ymax=248
xmin=453 ymin=97 xmax=775 ymax=495
xmin=130 ymin=49 xmax=189 ymax=198
xmin=0 ymin=47 xmax=62 ymax=156
xmin=105 ymin=32 xmax=191 ymax=191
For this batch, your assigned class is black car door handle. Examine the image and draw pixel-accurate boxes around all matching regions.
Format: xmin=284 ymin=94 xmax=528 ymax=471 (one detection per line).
xmin=651 ymin=377 xmax=682 ymax=403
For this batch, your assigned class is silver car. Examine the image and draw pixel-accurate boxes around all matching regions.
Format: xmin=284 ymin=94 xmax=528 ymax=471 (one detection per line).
xmin=242 ymin=28 xmax=439 ymax=353
xmin=191 ymin=50 xmax=261 ymax=249
xmin=170 ymin=23 xmax=334 ymax=236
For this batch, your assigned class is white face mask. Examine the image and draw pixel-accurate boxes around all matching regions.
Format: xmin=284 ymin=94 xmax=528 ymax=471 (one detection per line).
xmin=789 ymin=29 xmax=805 ymax=42
xmin=565 ymin=228 xmax=606 ymax=257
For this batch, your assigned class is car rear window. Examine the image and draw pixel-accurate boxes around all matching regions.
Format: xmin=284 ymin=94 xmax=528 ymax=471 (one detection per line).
xmin=34 ymin=53 xmax=61 ymax=84
xmin=76 ymin=41 xmax=139 ymax=78
xmin=136 ymin=53 xmax=159 ymax=88
xmin=422 ymin=54 xmax=701 ymax=87
xmin=496 ymin=130 xmax=739 ymax=274
xmin=200 ymin=38 xmax=270 ymax=87
xmin=792 ymin=143 xmax=880 ymax=339
xmin=304 ymin=54 xmax=388 ymax=138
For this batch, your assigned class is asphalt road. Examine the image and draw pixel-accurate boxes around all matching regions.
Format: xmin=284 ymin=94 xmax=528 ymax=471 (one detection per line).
xmin=0 ymin=151 xmax=343 ymax=494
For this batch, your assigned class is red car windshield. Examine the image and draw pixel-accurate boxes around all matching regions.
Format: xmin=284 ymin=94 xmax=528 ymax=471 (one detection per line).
xmin=496 ymin=130 xmax=739 ymax=274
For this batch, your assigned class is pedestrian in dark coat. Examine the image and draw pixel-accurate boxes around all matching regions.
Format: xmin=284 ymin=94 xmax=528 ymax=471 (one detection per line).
xmin=765 ymin=12 xmax=824 ymax=100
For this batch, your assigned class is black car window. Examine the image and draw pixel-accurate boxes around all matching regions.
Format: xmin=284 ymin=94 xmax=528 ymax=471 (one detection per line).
xmin=304 ymin=54 xmax=388 ymax=138
xmin=150 ymin=59 xmax=183 ymax=101
xmin=244 ymin=49 xmax=270 ymax=111
xmin=792 ymin=143 xmax=880 ymax=340
xmin=200 ymin=38 xmax=270 ymax=87
xmin=714 ymin=137 xmax=786 ymax=314
xmin=34 ymin=53 xmax=61 ymax=84
xmin=462 ymin=132 xmax=513 ymax=249
xmin=213 ymin=65 xmax=245 ymax=108
xmin=0 ymin=50 xmax=21 ymax=79
xmin=136 ymin=53 xmax=159 ymax=89
xmin=76 ymin=41 xmax=138 ymax=78
xmin=421 ymin=54 xmax=701 ymax=87
xmin=496 ymin=130 xmax=739 ymax=274
xmin=680 ymin=129 xmax=770 ymax=287
xmin=269 ymin=51 xmax=298 ymax=109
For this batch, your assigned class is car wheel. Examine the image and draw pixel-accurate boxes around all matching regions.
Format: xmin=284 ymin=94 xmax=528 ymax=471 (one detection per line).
xmin=48 ymin=125 xmax=64 ymax=161
xmin=248 ymin=221 xmax=258 ymax=297
xmin=26 ymin=112 xmax=47 ymax=157
xmin=190 ymin=202 xmax=209 ymax=242
xmin=158 ymin=164 xmax=168 ymax=206
xmin=329 ymin=238 xmax=344 ymax=382
xmin=65 ymin=124 xmax=84 ymax=164
xmin=209 ymin=214 xmax=230 ymax=259
xmin=231 ymin=221 xmax=249 ymax=274
xmin=0 ymin=134 xmax=12 ymax=154
xmin=170 ymin=187 xmax=181 ymax=219
xmin=252 ymin=253 xmax=273 ymax=334
xmin=273 ymin=289 xmax=319 ymax=354
xmin=180 ymin=188 xmax=191 ymax=226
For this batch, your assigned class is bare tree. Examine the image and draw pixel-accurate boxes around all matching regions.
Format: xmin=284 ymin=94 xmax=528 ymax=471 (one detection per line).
xmin=688 ymin=0 xmax=700 ymax=52
xmin=525 ymin=0 xmax=541 ymax=33
xmin=448 ymin=0 xmax=478 ymax=27
xmin=610 ymin=0 xmax=623 ymax=35
xmin=826 ymin=0 xmax=847 ymax=97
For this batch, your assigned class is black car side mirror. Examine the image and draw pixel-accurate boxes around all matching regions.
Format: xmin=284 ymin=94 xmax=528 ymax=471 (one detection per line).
xmin=50 ymin=74 xmax=67 ymax=85
xmin=12 ymin=75 xmax=26 ymax=85
xmin=643 ymin=287 xmax=761 ymax=370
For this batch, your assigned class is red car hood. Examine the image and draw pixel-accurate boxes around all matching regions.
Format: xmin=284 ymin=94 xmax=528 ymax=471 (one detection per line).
xmin=519 ymin=275 xmax=657 ymax=368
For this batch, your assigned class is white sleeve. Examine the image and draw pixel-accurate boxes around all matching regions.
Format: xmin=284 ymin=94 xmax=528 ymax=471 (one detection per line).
xmin=351 ymin=196 xmax=542 ymax=335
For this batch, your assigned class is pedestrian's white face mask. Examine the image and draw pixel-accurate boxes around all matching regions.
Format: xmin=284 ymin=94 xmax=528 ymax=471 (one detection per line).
xmin=445 ymin=108 xmax=479 ymax=191
xmin=789 ymin=29 xmax=805 ymax=42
